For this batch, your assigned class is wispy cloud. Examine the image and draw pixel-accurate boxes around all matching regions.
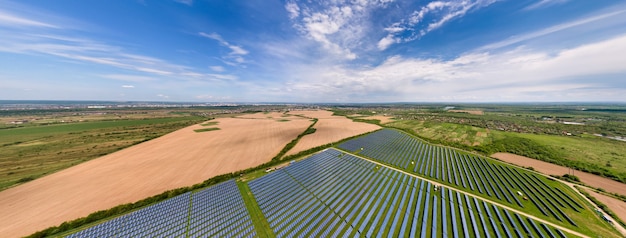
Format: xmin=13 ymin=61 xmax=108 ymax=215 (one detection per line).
xmin=173 ymin=0 xmax=193 ymax=6
xmin=285 ymin=1 xmax=300 ymax=19
xmin=101 ymin=74 xmax=155 ymax=82
xmin=478 ymin=8 xmax=626 ymax=51
xmin=121 ymin=85 xmax=135 ymax=88
xmin=0 ymin=10 xmax=57 ymax=28
xmin=378 ymin=0 xmax=498 ymax=50
xmin=195 ymin=94 xmax=232 ymax=100
xmin=209 ymin=66 xmax=225 ymax=72
xmin=0 ymin=4 xmax=237 ymax=84
xmin=524 ymin=0 xmax=569 ymax=11
xmin=199 ymin=32 xmax=248 ymax=65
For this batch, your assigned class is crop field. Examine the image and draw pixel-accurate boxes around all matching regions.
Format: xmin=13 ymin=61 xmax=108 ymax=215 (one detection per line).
xmin=284 ymin=110 xmax=380 ymax=156
xmin=0 ymin=116 xmax=206 ymax=190
xmin=338 ymin=129 xmax=617 ymax=236
xmin=249 ymin=149 xmax=571 ymax=237
xmin=65 ymin=180 xmax=255 ymax=237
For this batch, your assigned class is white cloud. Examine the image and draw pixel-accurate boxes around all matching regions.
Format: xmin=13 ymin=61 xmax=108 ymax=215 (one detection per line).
xmin=285 ymin=1 xmax=300 ymax=19
xmin=156 ymin=94 xmax=170 ymax=99
xmin=0 ymin=8 xmax=235 ymax=84
xmin=282 ymin=34 xmax=626 ymax=102
xmin=207 ymin=74 xmax=237 ymax=81
xmin=121 ymin=85 xmax=135 ymax=88
xmin=0 ymin=10 xmax=57 ymax=28
xmin=209 ymin=66 xmax=225 ymax=72
xmin=195 ymin=94 xmax=231 ymax=100
xmin=524 ymin=0 xmax=569 ymax=11
xmin=377 ymin=35 xmax=397 ymax=50
xmin=287 ymin=0 xmax=393 ymax=60
xmin=199 ymin=32 xmax=248 ymax=55
xmin=0 ymin=11 xmax=223 ymax=81
xmin=102 ymin=74 xmax=155 ymax=82
xmin=199 ymin=32 xmax=248 ymax=65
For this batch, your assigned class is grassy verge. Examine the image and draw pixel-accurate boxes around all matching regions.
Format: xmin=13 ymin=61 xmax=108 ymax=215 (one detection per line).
xmin=193 ymin=127 xmax=220 ymax=132
xmin=576 ymin=186 xmax=626 ymax=228
xmin=237 ymin=180 xmax=274 ymax=238
xmin=271 ymin=118 xmax=318 ymax=161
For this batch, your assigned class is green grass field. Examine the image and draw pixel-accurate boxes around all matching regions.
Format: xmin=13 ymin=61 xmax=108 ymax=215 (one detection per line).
xmin=0 ymin=116 xmax=206 ymax=191
xmin=387 ymin=119 xmax=626 ymax=182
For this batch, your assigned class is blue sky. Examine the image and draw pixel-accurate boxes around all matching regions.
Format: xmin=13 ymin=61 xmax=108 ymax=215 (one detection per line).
xmin=1 ymin=0 xmax=625 ymax=102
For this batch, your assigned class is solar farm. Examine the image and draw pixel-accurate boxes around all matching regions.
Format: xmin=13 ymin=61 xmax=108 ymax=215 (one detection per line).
xmin=338 ymin=129 xmax=583 ymax=227
xmin=66 ymin=180 xmax=256 ymax=237
xmin=64 ymin=128 xmax=618 ymax=237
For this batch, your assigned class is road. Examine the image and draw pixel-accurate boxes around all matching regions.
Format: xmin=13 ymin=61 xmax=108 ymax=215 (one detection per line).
xmin=560 ymin=180 xmax=626 ymax=237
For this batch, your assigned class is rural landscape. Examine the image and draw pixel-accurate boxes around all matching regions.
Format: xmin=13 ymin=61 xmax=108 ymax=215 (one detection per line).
xmin=0 ymin=102 xmax=625 ymax=237
xmin=2 ymin=0 xmax=626 ymax=237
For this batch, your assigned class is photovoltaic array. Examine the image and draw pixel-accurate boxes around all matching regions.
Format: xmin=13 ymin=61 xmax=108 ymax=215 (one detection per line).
xmin=249 ymin=149 xmax=568 ymax=237
xmin=66 ymin=180 xmax=255 ymax=238
xmin=339 ymin=129 xmax=582 ymax=227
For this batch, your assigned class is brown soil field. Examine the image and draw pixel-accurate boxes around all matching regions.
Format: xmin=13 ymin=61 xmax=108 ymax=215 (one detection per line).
xmin=0 ymin=117 xmax=311 ymax=238
xmin=492 ymin=153 xmax=626 ymax=196
xmin=234 ymin=112 xmax=300 ymax=120
xmin=449 ymin=110 xmax=484 ymax=115
xmin=362 ymin=115 xmax=395 ymax=124
xmin=584 ymin=188 xmax=626 ymax=226
xmin=285 ymin=110 xmax=380 ymax=156
xmin=288 ymin=110 xmax=337 ymax=119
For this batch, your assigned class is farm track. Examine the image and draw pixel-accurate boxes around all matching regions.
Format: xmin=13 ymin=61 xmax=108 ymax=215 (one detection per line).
xmin=492 ymin=152 xmax=626 ymax=197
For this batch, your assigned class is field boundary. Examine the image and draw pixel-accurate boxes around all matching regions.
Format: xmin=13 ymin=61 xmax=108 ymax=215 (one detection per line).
xmin=237 ymin=181 xmax=274 ymax=238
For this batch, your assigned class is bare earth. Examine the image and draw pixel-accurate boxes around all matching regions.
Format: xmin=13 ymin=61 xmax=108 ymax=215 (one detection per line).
xmin=583 ymin=188 xmax=626 ymax=226
xmin=0 ymin=117 xmax=310 ymax=238
xmin=285 ymin=110 xmax=380 ymax=156
xmin=362 ymin=115 xmax=395 ymax=124
xmin=492 ymin=153 xmax=626 ymax=196
xmin=234 ymin=112 xmax=301 ymax=120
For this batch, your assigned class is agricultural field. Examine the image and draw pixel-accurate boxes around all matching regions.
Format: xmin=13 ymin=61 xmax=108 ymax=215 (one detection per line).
xmin=387 ymin=120 xmax=491 ymax=146
xmin=0 ymin=112 xmax=207 ymax=190
xmin=493 ymin=153 xmax=626 ymax=197
xmin=0 ymin=115 xmax=312 ymax=238
xmin=284 ymin=110 xmax=380 ymax=156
